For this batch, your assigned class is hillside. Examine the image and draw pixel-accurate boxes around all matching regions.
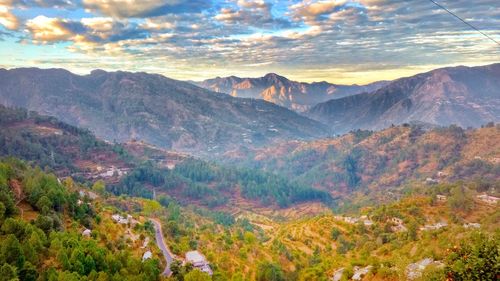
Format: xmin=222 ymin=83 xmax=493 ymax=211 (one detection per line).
xmin=195 ymin=73 xmax=388 ymax=112
xmin=0 ymin=68 xmax=328 ymax=154
xmin=221 ymin=124 xmax=500 ymax=207
xmin=0 ymin=105 xmax=133 ymax=181
xmin=0 ymin=106 xmax=331 ymax=210
xmin=0 ymin=158 xmax=166 ymax=281
xmin=307 ymin=63 xmax=500 ymax=133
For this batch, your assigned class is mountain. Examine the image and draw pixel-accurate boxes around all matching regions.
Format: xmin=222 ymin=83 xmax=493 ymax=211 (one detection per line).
xmin=194 ymin=73 xmax=388 ymax=112
xmin=0 ymin=68 xmax=328 ymax=154
xmin=307 ymin=63 xmax=500 ymax=133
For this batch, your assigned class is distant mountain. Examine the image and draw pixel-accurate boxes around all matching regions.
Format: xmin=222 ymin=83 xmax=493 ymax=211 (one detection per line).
xmin=307 ymin=63 xmax=500 ymax=133
xmin=0 ymin=68 xmax=328 ymax=154
xmin=194 ymin=73 xmax=388 ymax=112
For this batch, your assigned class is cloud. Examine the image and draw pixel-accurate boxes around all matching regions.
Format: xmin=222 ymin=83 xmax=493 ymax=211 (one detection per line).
xmin=18 ymin=0 xmax=77 ymax=8
xmin=82 ymin=0 xmax=211 ymax=18
xmin=25 ymin=15 xmax=77 ymax=42
xmin=215 ymin=0 xmax=292 ymax=29
xmin=25 ymin=15 xmax=149 ymax=44
xmin=0 ymin=4 xmax=19 ymax=30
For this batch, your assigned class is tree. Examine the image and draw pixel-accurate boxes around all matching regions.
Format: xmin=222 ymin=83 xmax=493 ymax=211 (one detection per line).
xmin=36 ymin=196 xmax=52 ymax=215
xmin=184 ymin=269 xmax=211 ymax=281
xmin=19 ymin=262 xmax=37 ymax=281
xmin=445 ymin=232 xmax=499 ymax=280
xmin=1 ymin=235 xmax=25 ymax=269
xmin=92 ymin=180 xmax=106 ymax=195
xmin=256 ymin=262 xmax=285 ymax=281
xmin=448 ymin=186 xmax=473 ymax=212
xmin=0 ymin=263 xmax=18 ymax=281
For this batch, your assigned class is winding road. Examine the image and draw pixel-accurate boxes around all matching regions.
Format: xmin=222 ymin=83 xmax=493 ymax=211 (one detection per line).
xmin=150 ymin=218 xmax=174 ymax=276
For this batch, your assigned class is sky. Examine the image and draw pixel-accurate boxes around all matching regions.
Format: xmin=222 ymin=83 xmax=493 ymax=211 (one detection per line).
xmin=0 ymin=0 xmax=499 ymax=84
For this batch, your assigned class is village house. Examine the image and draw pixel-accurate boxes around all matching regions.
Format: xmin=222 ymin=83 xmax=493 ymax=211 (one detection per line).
xmin=352 ymin=266 xmax=372 ymax=281
xmin=420 ymin=222 xmax=448 ymax=231
xmin=185 ymin=250 xmax=213 ymax=276
xmin=463 ymin=222 xmax=481 ymax=229
xmin=142 ymin=251 xmax=152 ymax=262
xmin=111 ymin=214 xmax=129 ymax=224
xmin=425 ymin=177 xmax=439 ymax=185
xmin=476 ymin=194 xmax=500 ymax=205
xmin=390 ymin=217 xmax=404 ymax=225
xmin=436 ymin=195 xmax=447 ymax=202
xmin=82 ymin=229 xmax=92 ymax=237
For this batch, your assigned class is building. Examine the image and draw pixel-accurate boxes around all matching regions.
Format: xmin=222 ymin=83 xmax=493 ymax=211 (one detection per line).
xmin=425 ymin=178 xmax=439 ymax=185
xmin=142 ymin=251 xmax=152 ymax=262
xmin=436 ymin=195 xmax=447 ymax=202
xmin=112 ymin=214 xmax=130 ymax=224
xmin=185 ymin=250 xmax=213 ymax=275
xmin=463 ymin=223 xmax=481 ymax=229
xmin=476 ymin=194 xmax=500 ymax=205
xmin=390 ymin=217 xmax=404 ymax=225
xmin=420 ymin=222 xmax=448 ymax=231
xmin=82 ymin=229 xmax=92 ymax=237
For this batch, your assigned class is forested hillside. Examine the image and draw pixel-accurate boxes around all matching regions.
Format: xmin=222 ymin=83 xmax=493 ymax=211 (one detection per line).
xmin=0 ymin=106 xmax=331 ymax=210
xmin=222 ymin=123 xmax=500 ymax=209
xmin=0 ymin=159 xmax=162 ymax=280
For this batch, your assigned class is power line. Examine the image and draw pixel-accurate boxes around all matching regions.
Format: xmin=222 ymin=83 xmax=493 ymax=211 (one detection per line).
xmin=428 ymin=0 xmax=500 ymax=46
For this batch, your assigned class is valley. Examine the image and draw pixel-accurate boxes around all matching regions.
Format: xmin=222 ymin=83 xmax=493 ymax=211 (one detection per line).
xmin=0 ymin=64 xmax=498 ymax=281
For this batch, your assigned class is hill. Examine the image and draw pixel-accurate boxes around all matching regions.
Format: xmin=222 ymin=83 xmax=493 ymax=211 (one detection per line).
xmin=0 ymin=106 xmax=331 ymax=210
xmin=195 ymin=73 xmax=387 ymax=112
xmin=307 ymin=63 xmax=500 ymax=133
xmin=221 ymin=124 xmax=500 ymax=208
xmin=0 ymin=68 xmax=328 ymax=155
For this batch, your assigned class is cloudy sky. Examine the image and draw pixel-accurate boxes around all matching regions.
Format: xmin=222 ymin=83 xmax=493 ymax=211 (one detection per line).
xmin=0 ymin=0 xmax=499 ymax=84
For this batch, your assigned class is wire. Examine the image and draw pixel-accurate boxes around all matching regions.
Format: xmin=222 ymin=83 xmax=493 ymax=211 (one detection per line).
xmin=428 ymin=0 xmax=500 ymax=46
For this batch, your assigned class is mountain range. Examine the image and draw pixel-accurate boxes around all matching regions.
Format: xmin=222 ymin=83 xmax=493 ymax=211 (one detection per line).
xmin=307 ymin=64 xmax=500 ymax=133
xmin=0 ymin=68 xmax=328 ymax=154
xmin=194 ymin=73 xmax=388 ymax=112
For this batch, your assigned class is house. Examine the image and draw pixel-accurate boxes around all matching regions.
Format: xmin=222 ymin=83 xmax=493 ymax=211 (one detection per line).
xmin=476 ymin=194 xmax=500 ymax=205
xmin=463 ymin=223 xmax=481 ymax=229
xmin=112 ymin=214 xmax=130 ymax=224
xmin=425 ymin=178 xmax=439 ymax=185
xmin=390 ymin=217 xmax=404 ymax=225
xmin=142 ymin=251 xmax=152 ymax=262
xmin=420 ymin=222 xmax=448 ymax=231
xmin=185 ymin=250 xmax=213 ymax=275
xmin=332 ymin=268 xmax=345 ymax=281
xmin=436 ymin=195 xmax=447 ymax=202
xmin=437 ymin=171 xmax=448 ymax=178
xmin=363 ymin=219 xmax=374 ymax=227
xmin=406 ymin=258 xmax=443 ymax=280
xmin=352 ymin=266 xmax=372 ymax=281
xmin=82 ymin=229 xmax=92 ymax=237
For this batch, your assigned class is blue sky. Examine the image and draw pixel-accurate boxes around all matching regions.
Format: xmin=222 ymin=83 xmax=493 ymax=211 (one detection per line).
xmin=0 ymin=0 xmax=499 ymax=84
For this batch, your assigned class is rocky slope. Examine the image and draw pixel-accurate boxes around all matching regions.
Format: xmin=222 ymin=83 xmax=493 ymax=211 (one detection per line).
xmin=307 ymin=63 xmax=500 ymax=133
xmin=0 ymin=68 xmax=328 ymax=154
xmin=195 ymin=73 xmax=388 ymax=111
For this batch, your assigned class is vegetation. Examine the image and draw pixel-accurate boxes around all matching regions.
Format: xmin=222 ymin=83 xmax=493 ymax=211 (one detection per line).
xmin=0 ymin=159 xmax=161 ymax=280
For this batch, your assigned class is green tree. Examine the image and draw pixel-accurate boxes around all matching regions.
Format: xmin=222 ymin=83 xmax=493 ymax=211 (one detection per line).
xmin=92 ymin=180 xmax=106 ymax=195
xmin=0 ymin=263 xmax=18 ymax=281
xmin=256 ymin=262 xmax=285 ymax=281
xmin=448 ymin=186 xmax=474 ymax=212
xmin=1 ymin=235 xmax=25 ymax=269
xmin=184 ymin=270 xmax=211 ymax=281
xmin=36 ymin=196 xmax=52 ymax=215
xmin=445 ymin=232 xmax=499 ymax=280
